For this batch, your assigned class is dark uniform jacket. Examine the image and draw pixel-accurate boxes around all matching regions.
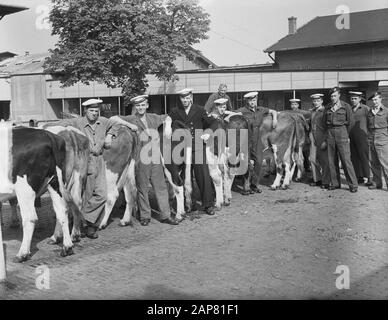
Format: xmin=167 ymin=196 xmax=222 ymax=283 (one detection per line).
xmin=350 ymin=103 xmax=369 ymax=139
xmin=236 ymin=105 xmax=269 ymax=162
xmin=169 ymin=103 xmax=208 ymax=153
xmin=310 ymin=106 xmax=326 ymax=146
xmin=367 ymin=104 xmax=388 ymax=144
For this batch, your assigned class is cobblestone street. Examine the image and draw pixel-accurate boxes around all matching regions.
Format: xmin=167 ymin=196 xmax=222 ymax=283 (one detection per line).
xmin=1 ymin=175 xmax=388 ymax=300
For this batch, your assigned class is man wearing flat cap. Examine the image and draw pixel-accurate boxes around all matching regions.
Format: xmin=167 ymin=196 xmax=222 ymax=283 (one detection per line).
xmin=111 ymin=95 xmax=179 ymax=226
xmin=204 ymin=83 xmax=233 ymax=113
xmin=169 ymin=88 xmax=216 ymax=215
xmin=236 ymin=91 xmax=278 ymax=194
xmin=309 ymin=94 xmax=330 ymax=188
xmin=348 ymin=91 xmax=372 ymax=186
xmin=367 ymin=92 xmax=388 ymax=190
xmin=46 ymin=98 xmax=138 ymax=238
xmin=323 ymin=87 xmax=358 ymax=192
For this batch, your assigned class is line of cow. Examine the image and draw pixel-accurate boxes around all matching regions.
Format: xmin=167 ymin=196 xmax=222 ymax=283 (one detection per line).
xmin=0 ymin=106 xmax=308 ymax=262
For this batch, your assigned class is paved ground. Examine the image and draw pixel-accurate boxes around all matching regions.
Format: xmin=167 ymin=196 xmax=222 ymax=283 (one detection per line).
xmin=1 ymin=173 xmax=388 ymax=300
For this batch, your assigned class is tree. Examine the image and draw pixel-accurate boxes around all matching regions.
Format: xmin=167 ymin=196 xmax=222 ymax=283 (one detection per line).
xmin=44 ymin=0 xmax=210 ymax=102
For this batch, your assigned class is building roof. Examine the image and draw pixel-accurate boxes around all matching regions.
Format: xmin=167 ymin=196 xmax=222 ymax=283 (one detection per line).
xmin=0 ymin=52 xmax=48 ymax=77
xmin=265 ymin=8 xmax=388 ymax=53
xmin=189 ymin=47 xmax=217 ymax=68
xmin=0 ymin=4 xmax=28 ymax=19
xmin=0 ymin=51 xmax=16 ymax=61
xmin=0 ymin=50 xmax=216 ymax=77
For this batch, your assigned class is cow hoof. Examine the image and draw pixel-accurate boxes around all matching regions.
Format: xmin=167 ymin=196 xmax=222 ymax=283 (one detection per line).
xmin=215 ymin=205 xmax=222 ymax=211
xmin=47 ymin=236 xmax=62 ymax=245
xmin=281 ymin=185 xmax=290 ymax=190
xmin=223 ymin=201 xmax=231 ymax=207
xmin=119 ymin=221 xmax=132 ymax=227
xmin=270 ymin=186 xmax=277 ymax=191
xmin=98 ymin=224 xmax=107 ymax=230
xmin=294 ymin=178 xmax=302 ymax=183
xmin=14 ymin=253 xmax=31 ymax=263
xmin=71 ymin=234 xmax=81 ymax=243
xmin=61 ymin=246 xmax=74 ymax=257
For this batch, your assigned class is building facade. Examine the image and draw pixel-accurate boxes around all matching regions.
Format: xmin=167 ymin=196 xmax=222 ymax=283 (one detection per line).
xmin=1 ymin=8 xmax=388 ymax=122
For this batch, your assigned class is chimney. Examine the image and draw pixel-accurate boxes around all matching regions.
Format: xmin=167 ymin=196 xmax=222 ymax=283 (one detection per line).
xmin=288 ymin=16 xmax=297 ymax=35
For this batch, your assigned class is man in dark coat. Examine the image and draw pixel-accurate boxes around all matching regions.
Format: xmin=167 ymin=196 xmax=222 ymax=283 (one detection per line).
xmin=348 ymin=91 xmax=372 ymax=185
xmin=308 ymin=94 xmax=330 ymax=188
xmin=169 ymin=88 xmax=216 ymax=215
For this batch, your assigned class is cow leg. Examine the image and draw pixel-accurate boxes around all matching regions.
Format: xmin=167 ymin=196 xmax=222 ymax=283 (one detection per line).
xmin=163 ymin=165 xmax=185 ymax=220
xmin=10 ymin=199 xmax=20 ymax=229
xmin=282 ymin=162 xmax=292 ymax=189
xmin=120 ymin=160 xmax=137 ymax=226
xmin=98 ymin=166 xmax=120 ymax=230
xmin=47 ymin=185 xmax=74 ymax=257
xmin=270 ymin=144 xmax=282 ymax=190
xmin=14 ymin=176 xmax=37 ymax=262
xmin=270 ymin=166 xmax=283 ymax=190
xmin=206 ymin=148 xmax=223 ymax=210
xmin=70 ymin=171 xmax=84 ymax=243
xmin=223 ymin=163 xmax=234 ymax=206
xmin=184 ymin=148 xmax=192 ymax=212
xmin=48 ymin=219 xmax=63 ymax=245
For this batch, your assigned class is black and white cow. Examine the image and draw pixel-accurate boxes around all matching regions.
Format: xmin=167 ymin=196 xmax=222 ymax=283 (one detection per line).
xmin=203 ymin=115 xmax=250 ymax=209
xmin=0 ymin=121 xmax=88 ymax=261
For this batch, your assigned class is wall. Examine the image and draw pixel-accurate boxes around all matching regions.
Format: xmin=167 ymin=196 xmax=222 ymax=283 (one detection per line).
xmin=275 ymin=42 xmax=388 ymax=70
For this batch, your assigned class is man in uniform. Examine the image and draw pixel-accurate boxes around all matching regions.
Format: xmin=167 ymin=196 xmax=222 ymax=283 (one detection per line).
xmin=348 ymin=91 xmax=372 ymax=186
xmin=169 ymin=88 xmax=216 ymax=215
xmin=323 ymin=87 xmax=358 ymax=192
xmin=290 ymin=98 xmax=301 ymax=111
xmin=236 ymin=92 xmax=277 ymax=194
xmin=308 ymin=93 xmax=330 ymax=188
xmin=111 ymin=95 xmax=179 ymax=226
xmin=204 ymin=83 xmax=233 ymax=113
xmin=367 ymin=92 xmax=388 ymax=190
xmin=47 ymin=99 xmax=138 ymax=238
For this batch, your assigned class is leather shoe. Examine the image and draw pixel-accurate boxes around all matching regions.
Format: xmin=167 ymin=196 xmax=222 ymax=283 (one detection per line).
xmin=350 ymin=187 xmax=358 ymax=193
xmin=365 ymin=180 xmax=374 ymax=187
xmin=205 ymin=206 xmax=215 ymax=215
xmin=241 ymin=189 xmax=251 ymax=196
xmin=250 ymin=185 xmax=263 ymax=193
xmin=85 ymin=225 xmax=98 ymax=239
xmin=310 ymin=181 xmax=322 ymax=187
xmin=161 ymin=217 xmax=179 ymax=225
xmin=140 ymin=219 xmax=151 ymax=226
xmin=368 ymin=185 xmax=382 ymax=190
xmin=328 ymin=186 xmax=341 ymax=191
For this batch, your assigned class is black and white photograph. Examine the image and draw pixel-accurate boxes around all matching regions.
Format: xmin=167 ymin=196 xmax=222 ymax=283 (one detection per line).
xmin=0 ymin=0 xmax=388 ymax=306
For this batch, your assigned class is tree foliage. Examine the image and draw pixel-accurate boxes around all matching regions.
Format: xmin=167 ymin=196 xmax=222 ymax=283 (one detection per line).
xmin=44 ymin=0 xmax=210 ymax=101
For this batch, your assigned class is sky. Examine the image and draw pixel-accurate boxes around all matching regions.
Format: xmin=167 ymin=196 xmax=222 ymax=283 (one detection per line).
xmin=1 ymin=0 xmax=388 ymax=66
